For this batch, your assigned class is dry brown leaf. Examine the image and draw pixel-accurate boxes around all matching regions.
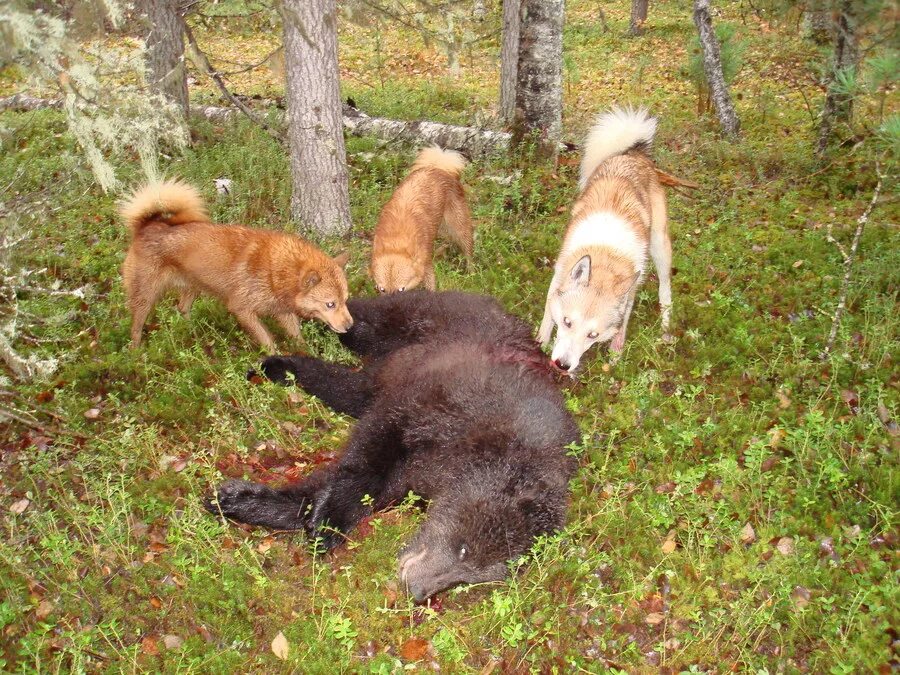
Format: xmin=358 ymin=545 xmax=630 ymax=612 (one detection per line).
xmin=141 ymin=635 xmax=159 ymax=656
xmin=740 ymin=523 xmax=757 ymax=544
xmin=661 ymin=539 xmax=677 ymax=554
xmin=775 ymin=391 xmax=791 ymax=409
xmin=10 ymin=498 xmax=30 ymax=514
xmin=792 ymin=259 xmax=804 ymax=268
xmin=776 ymin=537 xmax=795 ymax=556
xmin=162 ymin=635 xmax=183 ymax=650
xmin=34 ymin=600 xmax=54 ymax=620
xmin=84 ymin=407 xmax=101 ymax=420
xmin=400 ymin=637 xmax=430 ymax=661
xmin=791 ymin=586 xmax=811 ymax=610
xmin=149 ymin=596 xmax=162 ymax=609
xmin=257 ymin=537 xmax=274 ymax=554
xmin=271 ymin=631 xmax=289 ymax=660
xmin=645 ymin=612 xmax=665 ymax=625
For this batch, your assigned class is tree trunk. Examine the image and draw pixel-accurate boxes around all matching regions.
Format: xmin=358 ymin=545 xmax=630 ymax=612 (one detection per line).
xmin=803 ymin=6 xmax=832 ymax=44
xmin=143 ymin=0 xmax=189 ymax=117
xmin=280 ymin=0 xmax=352 ymax=237
xmin=629 ymin=0 xmax=649 ymax=36
xmin=499 ymin=0 xmax=521 ymax=125
xmin=692 ymin=0 xmax=740 ymax=137
xmin=816 ymin=1 xmax=858 ymax=156
xmin=512 ymin=0 xmax=564 ymax=160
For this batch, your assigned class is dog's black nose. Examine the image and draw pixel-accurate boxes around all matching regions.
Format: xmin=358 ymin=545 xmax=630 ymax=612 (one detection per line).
xmin=554 ymin=358 xmax=569 ymax=371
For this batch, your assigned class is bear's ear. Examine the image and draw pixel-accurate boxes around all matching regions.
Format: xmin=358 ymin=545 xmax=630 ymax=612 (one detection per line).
xmin=514 ymin=479 xmax=551 ymax=514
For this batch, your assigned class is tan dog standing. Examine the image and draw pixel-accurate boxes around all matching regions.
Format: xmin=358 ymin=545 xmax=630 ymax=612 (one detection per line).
xmin=370 ymin=146 xmax=473 ymax=293
xmin=120 ymin=179 xmax=352 ymax=351
xmin=539 ymin=107 xmax=690 ymax=372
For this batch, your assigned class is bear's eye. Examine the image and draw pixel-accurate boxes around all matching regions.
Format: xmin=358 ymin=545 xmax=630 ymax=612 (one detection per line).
xmin=587 ymin=331 xmax=598 ymax=339
xmin=458 ymin=544 xmax=468 ymax=561
xmin=563 ymin=317 xmax=572 ymax=328
xmin=325 ymin=301 xmax=336 ymax=309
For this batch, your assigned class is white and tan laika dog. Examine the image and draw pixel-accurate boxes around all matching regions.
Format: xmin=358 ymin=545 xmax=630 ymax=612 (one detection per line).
xmin=539 ymin=107 xmax=693 ymax=372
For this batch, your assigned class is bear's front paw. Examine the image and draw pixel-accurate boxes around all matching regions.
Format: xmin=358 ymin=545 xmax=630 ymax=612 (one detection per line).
xmin=257 ymin=356 xmax=300 ymax=384
xmin=205 ymin=479 xmax=271 ymax=518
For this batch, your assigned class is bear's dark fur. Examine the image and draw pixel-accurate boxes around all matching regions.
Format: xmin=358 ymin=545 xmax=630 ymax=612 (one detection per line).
xmin=206 ymin=290 xmax=579 ymax=601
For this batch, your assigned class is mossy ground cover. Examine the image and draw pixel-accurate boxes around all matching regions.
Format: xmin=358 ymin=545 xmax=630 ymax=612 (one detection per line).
xmin=1 ymin=0 xmax=897 ymax=672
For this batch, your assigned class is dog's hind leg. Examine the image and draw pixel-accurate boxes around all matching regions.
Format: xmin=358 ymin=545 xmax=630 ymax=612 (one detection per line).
xmin=648 ymin=187 xmax=672 ymax=332
xmin=124 ymin=260 xmax=171 ymax=348
xmin=256 ymin=355 xmax=375 ymax=418
xmin=441 ymin=186 xmax=474 ymax=264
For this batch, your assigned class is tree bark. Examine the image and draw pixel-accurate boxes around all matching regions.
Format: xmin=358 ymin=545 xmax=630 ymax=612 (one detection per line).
xmin=499 ymin=0 xmax=521 ymax=125
xmin=629 ymin=0 xmax=649 ymax=36
xmin=816 ymin=0 xmax=858 ymax=156
xmin=803 ymin=5 xmax=832 ymax=44
xmin=513 ymin=0 xmax=564 ymax=160
xmin=143 ymin=0 xmax=189 ymax=117
xmin=280 ymin=0 xmax=352 ymax=236
xmin=692 ymin=0 xmax=740 ymax=137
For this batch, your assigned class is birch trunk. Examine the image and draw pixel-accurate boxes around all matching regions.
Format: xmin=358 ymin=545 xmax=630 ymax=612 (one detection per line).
xmin=816 ymin=1 xmax=858 ymax=156
xmin=692 ymin=0 xmax=740 ymax=137
xmin=629 ymin=0 xmax=649 ymax=36
xmin=499 ymin=0 xmax=521 ymax=125
xmin=513 ymin=0 xmax=564 ymax=159
xmin=142 ymin=0 xmax=189 ymax=117
xmin=280 ymin=0 xmax=352 ymax=236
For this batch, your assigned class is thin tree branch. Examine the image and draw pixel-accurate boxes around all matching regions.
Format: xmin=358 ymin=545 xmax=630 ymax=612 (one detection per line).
xmin=821 ymin=166 xmax=885 ymax=358
xmin=182 ymin=21 xmax=285 ymax=144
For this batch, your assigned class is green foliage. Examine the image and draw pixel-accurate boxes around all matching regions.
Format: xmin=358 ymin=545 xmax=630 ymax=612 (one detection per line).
xmin=684 ymin=22 xmax=746 ymax=88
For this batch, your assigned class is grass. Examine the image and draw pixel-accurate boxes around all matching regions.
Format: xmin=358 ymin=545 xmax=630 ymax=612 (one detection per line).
xmin=1 ymin=0 xmax=898 ymax=672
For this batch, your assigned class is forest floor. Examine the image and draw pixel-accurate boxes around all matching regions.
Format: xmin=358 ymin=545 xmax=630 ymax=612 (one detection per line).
xmin=1 ymin=0 xmax=897 ymax=672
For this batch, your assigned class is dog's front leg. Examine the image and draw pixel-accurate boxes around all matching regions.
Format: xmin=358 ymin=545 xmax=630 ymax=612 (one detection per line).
xmin=232 ymin=309 xmax=276 ymax=353
xmin=537 ymin=284 xmax=557 ymax=346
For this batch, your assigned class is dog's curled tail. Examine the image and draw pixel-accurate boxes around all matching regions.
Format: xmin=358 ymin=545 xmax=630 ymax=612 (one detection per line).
xmin=579 ymin=107 xmax=658 ymax=190
xmin=119 ymin=179 xmax=208 ymax=235
xmin=411 ymin=145 xmax=468 ymax=177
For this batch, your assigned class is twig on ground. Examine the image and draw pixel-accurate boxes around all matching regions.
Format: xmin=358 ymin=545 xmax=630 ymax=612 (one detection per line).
xmin=821 ymin=165 xmax=885 ymax=358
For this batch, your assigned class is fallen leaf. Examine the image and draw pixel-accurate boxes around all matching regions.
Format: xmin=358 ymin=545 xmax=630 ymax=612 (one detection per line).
xmin=791 ymin=586 xmax=811 ymax=610
xmin=775 ymin=391 xmax=791 ymax=409
xmin=792 ymin=259 xmax=804 ymax=268
xmin=645 ymin=612 xmax=665 ymax=625
xmin=382 ymin=581 xmax=398 ymax=608
xmin=149 ymin=596 xmax=162 ymax=609
xmin=257 ymin=537 xmax=274 ymax=554
xmin=843 ymin=524 xmax=861 ymax=539
xmin=655 ymin=481 xmax=676 ymax=494
xmin=271 ymin=631 xmax=289 ymax=660
xmin=776 ymin=537 xmax=795 ymax=556
xmin=400 ymin=637 xmax=430 ymax=661
xmin=767 ymin=427 xmax=785 ymax=448
xmin=10 ymin=498 xmax=30 ymax=514
xmin=195 ymin=624 xmax=214 ymax=643
xmin=141 ymin=635 xmax=159 ymax=656
xmin=840 ymin=390 xmax=860 ymax=414
xmin=34 ymin=600 xmax=54 ymax=620
xmin=876 ymin=403 xmax=898 ymax=436
xmin=661 ymin=539 xmax=677 ymax=554
xmin=84 ymin=408 xmax=101 ymax=420
xmin=740 ymin=523 xmax=756 ymax=544
xmin=162 ymin=635 xmax=183 ymax=650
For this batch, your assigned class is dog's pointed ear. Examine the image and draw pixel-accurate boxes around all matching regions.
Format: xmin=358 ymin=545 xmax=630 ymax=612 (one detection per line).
xmin=570 ymin=255 xmax=591 ymax=286
xmin=303 ymin=269 xmax=321 ymax=289
xmin=333 ymin=251 xmax=350 ymax=269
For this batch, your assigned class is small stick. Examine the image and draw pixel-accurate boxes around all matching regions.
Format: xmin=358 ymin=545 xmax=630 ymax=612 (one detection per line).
xmin=821 ymin=166 xmax=885 ymax=358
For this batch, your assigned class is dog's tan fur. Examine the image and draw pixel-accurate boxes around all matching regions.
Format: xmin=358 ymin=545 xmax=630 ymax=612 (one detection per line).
xmin=539 ymin=108 xmax=679 ymax=372
xmin=371 ymin=146 xmax=473 ymax=293
xmin=120 ymin=179 xmax=352 ymax=351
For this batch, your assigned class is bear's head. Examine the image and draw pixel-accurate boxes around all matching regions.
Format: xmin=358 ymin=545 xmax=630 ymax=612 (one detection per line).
xmin=398 ymin=462 xmax=569 ymax=602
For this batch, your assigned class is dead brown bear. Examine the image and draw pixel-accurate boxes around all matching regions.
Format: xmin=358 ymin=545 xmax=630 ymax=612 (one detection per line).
xmin=206 ymin=290 xmax=579 ymax=601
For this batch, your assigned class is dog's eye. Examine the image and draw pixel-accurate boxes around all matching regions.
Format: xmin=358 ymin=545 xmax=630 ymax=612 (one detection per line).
xmin=377 ymin=286 xmax=385 ymax=293
xmin=398 ymin=286 xmax=405 ymax=292
xmin=458 ymin=544 xmax=468 ymax=561
xmin=325 ymin=301 xmax=336 ymax=309
xmin=563 ymin=317 xmax=572 ymax=328
xmin=588 ymin=331 xmax=599 ymax=339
